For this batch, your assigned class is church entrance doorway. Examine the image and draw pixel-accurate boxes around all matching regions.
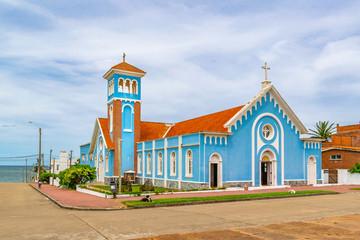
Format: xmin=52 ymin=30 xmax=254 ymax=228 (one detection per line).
xmin=261 ymin=161 xmax=272 ymax=185
xmin=209 ymin=153 xmax=222 ymax=188
xmin=210 ymin=163 xmax=218 ymax=188
xmin=307 ymin=156 xmax=316 ymax=185
xmin=260 ymin=150 xmax=277 ymax=186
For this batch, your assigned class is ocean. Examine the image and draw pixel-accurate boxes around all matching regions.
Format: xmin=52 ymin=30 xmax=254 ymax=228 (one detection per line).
xmin=0 ymin=166 xmax=36 ymax=183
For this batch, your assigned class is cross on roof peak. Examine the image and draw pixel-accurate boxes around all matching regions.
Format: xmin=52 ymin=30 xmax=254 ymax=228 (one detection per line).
xmin=261 ymin=62 xmax=271 ymax=81
xmin=123 ymin=53 xmax=126 ymax=62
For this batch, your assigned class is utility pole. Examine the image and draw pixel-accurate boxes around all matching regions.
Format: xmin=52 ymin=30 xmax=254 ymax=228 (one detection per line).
xmin=22 ymin=169 xmax=24 ymax=183
xmin=49 ymin=149 xmax=52 ymax=171
xmin=25 ymin=159 xmax=27 ymax=183
xmin=69 ymin=150 xmax=73 ymax=168
xmin=52 ymin=158 xmax=55 ymax=185
xmin=42 ymin=153 xmax=44 ymax=169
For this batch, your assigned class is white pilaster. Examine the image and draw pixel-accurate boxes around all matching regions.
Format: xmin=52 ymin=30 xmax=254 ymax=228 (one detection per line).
xmin=164 ymin=138 xmax=168 ymax=188
xmin=142 ymin=142 xmax=145 ymax=184
xmin=152 ymin=140 xmax=155 ymax=185
xmin=178 ymin=136 xmax=182 ymax=189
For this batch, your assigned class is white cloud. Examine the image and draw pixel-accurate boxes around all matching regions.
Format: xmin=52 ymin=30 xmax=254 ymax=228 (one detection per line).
xmin=1 ymin=1 xmax=360 ymax=162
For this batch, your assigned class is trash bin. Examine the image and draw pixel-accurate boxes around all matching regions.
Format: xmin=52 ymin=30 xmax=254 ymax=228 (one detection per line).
xmin=110 ymin=181 xmax=117 ymax=197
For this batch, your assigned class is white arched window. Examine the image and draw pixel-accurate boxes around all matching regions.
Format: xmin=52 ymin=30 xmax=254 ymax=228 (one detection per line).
xmin=185 ymin=150 xmax=193 ymax=177
xmin=132 ymin=80 xmax=138 ymax=94
xmin=108 ymin=79 xmax=114 ymax=95
xmin=157 ymin=152 xmax=163 ymax=175
xmin=109 ymin=105 xmax=113 ymax=132
xmin=99 ymin=139 xmax=103 ymax=151
xmin=118 ymin=78 xmax=124 ymax=92
xmin=147 ymin=153 xmax=151 ymax=174
xmin=106 ymin=153 xmax=109 ymax=172
xmin=137 ymin=154 xmax=142 ymax=173
xmin=170 ymin=151 xmax=176 ymax=176
xmin=125 ymin=79 xmax=131 ymax=93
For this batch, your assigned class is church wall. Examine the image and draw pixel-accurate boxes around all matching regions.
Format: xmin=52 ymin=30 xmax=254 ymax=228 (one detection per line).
xmin=80 ymin=144 xmax=92 ymax=166
xmin=226 ymin=92 xmax=317 ymax=186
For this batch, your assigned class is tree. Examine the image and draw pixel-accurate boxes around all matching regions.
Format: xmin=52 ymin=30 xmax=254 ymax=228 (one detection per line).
xmin=349 ymin=163 xmax=360 ymax=173
xmin=308 ymin=121 xmax=336 ymax=141
xmin=58 ymin=165 xmax=96 ymax=189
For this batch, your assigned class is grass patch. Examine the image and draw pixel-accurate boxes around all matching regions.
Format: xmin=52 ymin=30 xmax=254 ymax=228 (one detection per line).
xmin=122 ymin=190 xmax=334 ymax=207
xmin=91 ymin=184 xmax=174 ymax=195
xmin=350 ymin=188 xmax=360 ymax=190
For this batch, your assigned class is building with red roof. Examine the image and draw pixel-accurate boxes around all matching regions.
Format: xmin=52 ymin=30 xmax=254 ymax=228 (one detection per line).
xmin=80 ymin=58 xmax=322 ymax=189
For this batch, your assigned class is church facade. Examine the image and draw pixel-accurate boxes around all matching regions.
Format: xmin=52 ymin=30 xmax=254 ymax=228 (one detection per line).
xmin=80 ymin=59 xmax=322 ymax=189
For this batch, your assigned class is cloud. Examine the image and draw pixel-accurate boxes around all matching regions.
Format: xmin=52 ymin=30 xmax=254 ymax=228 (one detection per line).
xmin=1 ymin=0 xmax=360 ymax=163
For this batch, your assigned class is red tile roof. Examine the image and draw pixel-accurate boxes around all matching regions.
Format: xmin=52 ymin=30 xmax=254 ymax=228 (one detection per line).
xmin=98 ymin=118 xmax=114 ymax=150
xmin=165 ymin=105 xmax=244 ymax=138
xmin=322 ymin=145 xmax=360 ymax=151
xmin=140 ymin=121 xmax=170 ymax=142
xmin=139 ymin=105 xmax=244 ymax=142
xmin=111 ymin=61 xmax=146 ymax=74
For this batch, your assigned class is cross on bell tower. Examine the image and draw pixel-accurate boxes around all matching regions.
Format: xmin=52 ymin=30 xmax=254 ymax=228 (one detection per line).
xmin=261 ymin=62 xmax=271 ymax=89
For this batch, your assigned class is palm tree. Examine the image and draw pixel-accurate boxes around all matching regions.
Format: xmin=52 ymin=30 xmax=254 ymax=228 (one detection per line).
xmin=308 ymin=121 xmax=336 ymax=141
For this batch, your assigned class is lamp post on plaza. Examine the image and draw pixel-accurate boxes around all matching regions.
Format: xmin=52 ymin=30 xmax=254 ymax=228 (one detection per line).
xmin=28 ymin=121 xmax=41 ymax=181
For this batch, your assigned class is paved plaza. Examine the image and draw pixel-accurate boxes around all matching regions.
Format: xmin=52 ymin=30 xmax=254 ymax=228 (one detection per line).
xmin=1 ymin=183 xmax=360 ymax=239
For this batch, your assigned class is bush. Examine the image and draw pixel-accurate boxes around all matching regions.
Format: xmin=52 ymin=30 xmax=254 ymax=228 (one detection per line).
xmin=349 ymin=162 xmax=360 ymax=173
xmin=40 ymin=172 xmax=57 ymax=183
xmin=58 ymin=165 xmax=96 ymax=189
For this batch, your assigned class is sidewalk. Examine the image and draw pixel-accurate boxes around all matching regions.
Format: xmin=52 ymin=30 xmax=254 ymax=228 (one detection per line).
xmin=30 ymin=183 xmax=360 ymax=209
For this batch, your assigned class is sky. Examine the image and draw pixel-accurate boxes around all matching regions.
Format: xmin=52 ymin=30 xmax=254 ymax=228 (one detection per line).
xmin=1 ymin=0 xmax=360 ymax=165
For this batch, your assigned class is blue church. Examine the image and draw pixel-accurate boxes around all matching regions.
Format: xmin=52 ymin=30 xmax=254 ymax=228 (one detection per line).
xmin=80 ymin=58 xmax=322 ymax=189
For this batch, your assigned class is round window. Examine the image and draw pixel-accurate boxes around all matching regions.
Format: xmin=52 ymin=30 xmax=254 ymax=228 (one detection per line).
xmin=262 ymin=124 xmax=274 ymax=140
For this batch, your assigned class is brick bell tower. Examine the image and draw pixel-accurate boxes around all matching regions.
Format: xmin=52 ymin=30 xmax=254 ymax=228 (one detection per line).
xmin=103 ymin=53 xmax=146 ymax=178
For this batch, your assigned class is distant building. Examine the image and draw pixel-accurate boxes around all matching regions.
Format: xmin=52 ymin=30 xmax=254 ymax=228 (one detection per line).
xmin=53 ymin=151 xmax=73 ymax=174
xmin=80 ymin=59 xmax=322 ymax=189
xmin=322 ymin=123 xmax=360 ymax=170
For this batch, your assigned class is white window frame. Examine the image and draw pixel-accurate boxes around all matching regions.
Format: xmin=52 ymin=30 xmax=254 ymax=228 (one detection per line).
xmin=118 ymin=78 xmax=124 ymax=92
xmin=109 ymin=105 xmax=113 ymax=132
xmin=99 ymin=139 xmax=103 ymax=151
xmin=132 ymin=80 xmax=138 ymax=94
xmin=147 ymin=153 xmax=151 ymax=175
xmin=137 ymin=154 xmax=142 ymax=173
xmin=81 ymin=154 xmax=85 ymax=162
xmin=170 ymin=151 xmax=176 ymax=177
xmin=185 ymin=149 xmax=193 ymax=177
xmin=157 ymin=152 xmax=163 ymax=175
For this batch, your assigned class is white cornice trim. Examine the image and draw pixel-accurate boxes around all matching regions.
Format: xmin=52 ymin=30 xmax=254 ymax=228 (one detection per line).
xmin=301 ymin=138 xmax=325 ymax=142
xmin=322 ymin=147 xmax=360 ymax=153
xmin=89 ymin=118 xmax=109 ymax=153
xmin=224 ymin=85 xmax=308 ymax=135
xmin=107 ymin=97 xmax=141 ymax=104
xmin=103 ymin=68 xmax=146 ymax=79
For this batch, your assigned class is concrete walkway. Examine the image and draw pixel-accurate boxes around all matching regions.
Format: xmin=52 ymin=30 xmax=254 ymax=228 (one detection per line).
xmin=2 ymin=183 xmax=360 ymax=239
xmin=31 ymin=182 xmax=360 ymax=209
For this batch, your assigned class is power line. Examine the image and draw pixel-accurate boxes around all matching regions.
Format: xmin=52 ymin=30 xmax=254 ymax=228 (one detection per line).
xmin=0 ymin=154 xmax=39 ymax=159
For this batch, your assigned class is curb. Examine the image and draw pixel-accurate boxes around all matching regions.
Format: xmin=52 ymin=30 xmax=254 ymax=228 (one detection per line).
xmin=29 ymin=184 xmax=126 ymax=211
xmin=128 ymin=192 xmax=340 ymax=209
xmin=29 ymin=184 xmax=339 ymax=211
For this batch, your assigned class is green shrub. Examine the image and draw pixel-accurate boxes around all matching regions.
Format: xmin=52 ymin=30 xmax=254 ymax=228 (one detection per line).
xmin=349 ymin=162 xmax=360 ymax=173
xmin=40 ymin=172 xmax=57 ymax=183
xmin=58 ymin=165 xmax=96 ymax=189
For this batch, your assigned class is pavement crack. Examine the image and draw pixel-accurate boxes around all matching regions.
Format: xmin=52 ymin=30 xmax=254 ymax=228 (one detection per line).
xmin=72 ymin=214 xmax=108 ymax=240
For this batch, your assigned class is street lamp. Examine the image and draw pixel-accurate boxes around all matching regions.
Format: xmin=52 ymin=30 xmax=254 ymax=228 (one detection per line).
xmin=29 ymin=121 xmax=41 ymax=182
